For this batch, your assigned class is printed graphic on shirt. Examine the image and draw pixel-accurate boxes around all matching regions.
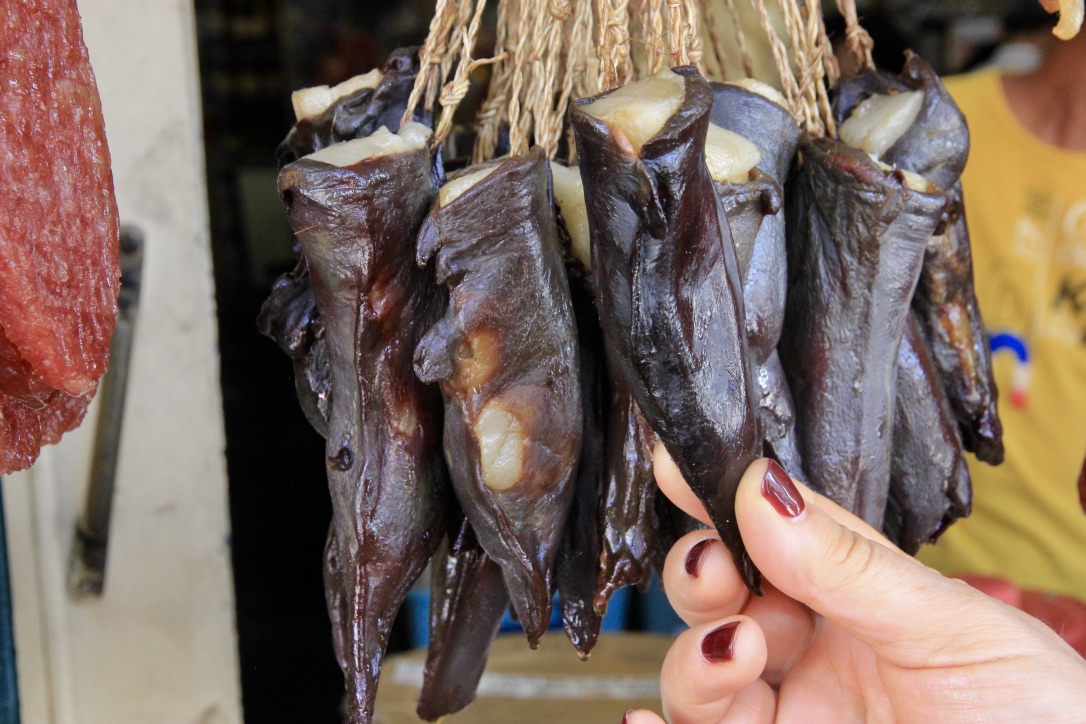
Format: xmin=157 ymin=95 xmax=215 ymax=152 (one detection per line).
xmin=989 ymin=332 xmax=1031 ymax=408
xmin=1052 ymin=273 xmax=1086 ymax=343
xmin=980 ymin=192 xmax=1086 ymax=409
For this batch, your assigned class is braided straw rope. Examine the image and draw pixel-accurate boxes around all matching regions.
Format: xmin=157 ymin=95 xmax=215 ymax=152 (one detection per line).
xmin=646 ymin=0 xmax=667 ymax=73
xmin=527 ymin=0 xmax=574 ymax=157
xmin=402 ymin=0 xmax=459 ymax=127
xmin=836 ymin=0 xmax=874 ymax=71
xmin=667 ymin=0 xmax=688 ymax=65
xmin=507 ymin=0 xmax=540 ymax=154
xmin=434 ymin=0 xmax=505 ymax=145
xmin=473 ymin=0 xmax=516 ymax=162
xmin=568 ymin=0 xmax=598 ymax=99
xmin=700 ymin=0 xmax=731 ymax=78
xmin=565 ymin=0 xmax=596 ymax=162
xmin=722 ymin=0 xmax=755 ymax=77
xmin=597 ymin=0 xmax=634 ymax=90
xmin=777 ymin=0 xmax=815 ymax=132
xmin=802 ymin=0 xmax=836 ymax=136
xmin=749 ymin=0 xmax=802 ymax=118
xmin=683 ymin=0 xmax=706 ymax=73
xmin=414 ymin=0 xmax=849 ymax=155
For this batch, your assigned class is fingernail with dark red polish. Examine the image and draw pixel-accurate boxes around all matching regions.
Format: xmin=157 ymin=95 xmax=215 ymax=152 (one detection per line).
xmin=701 ymin=621 xmax=740 ymax=663
xmin=762 ymin=459 xmax=804 ymax=518
xmin=685 ymin=538 xmax=714 ymax=578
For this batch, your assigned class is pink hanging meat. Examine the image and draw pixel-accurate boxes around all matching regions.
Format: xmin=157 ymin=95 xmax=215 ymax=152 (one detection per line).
xmin=0 ymin=0 xmax=120 ymax=472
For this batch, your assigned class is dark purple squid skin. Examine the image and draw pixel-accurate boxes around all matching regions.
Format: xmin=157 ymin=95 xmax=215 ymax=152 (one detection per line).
xmin=260 ymin=46 xmax=428 ymax=437
xmin=257 ymin=258 xmax=331 ymax=437
xmin=553 ymin=224 xmax=659 ymax=657
xmin=570 ymin=66 xmax=764 ymax=593
xmin=417 ymin=510 xmax=508 ymax=721
xmin=278 ymin=145 xmax=447 ymax=723
xmin=553 ymin=264 xmax=609 ymax=658
xmin=836 ymin=53 xmax=1003 ymax=464
xmin=414 ymin=150 xmax=582 ymax=646
xmin=835 ymin=51 xmax=969 ymax=193
xmin=886 ymin=316 xmax=972 ymax=554
xmin=913 ymin=186 xmax=1003 ymax=464
xmin=276 ymin=47 xmax=425 ymax=167
xmin=709 ymin=83 xmax=806 ymax=478
xmin=780 ymin=136 xmax=947 ymax=528
xmin=594 ymin=372 xmax=659 ymax=609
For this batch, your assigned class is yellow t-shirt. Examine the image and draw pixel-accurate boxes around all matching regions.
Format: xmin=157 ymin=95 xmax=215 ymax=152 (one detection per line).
xmin=917 ymin=70 xmax=1086 ymax=600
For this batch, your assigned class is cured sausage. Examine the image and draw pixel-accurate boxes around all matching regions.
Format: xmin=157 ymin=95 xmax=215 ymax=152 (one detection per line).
xmin=0 ymin=0 xmax=120 ymax=473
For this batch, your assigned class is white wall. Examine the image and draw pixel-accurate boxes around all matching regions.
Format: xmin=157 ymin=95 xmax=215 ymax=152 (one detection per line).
xmin=2 ymin=0 xmax=242 ymax=721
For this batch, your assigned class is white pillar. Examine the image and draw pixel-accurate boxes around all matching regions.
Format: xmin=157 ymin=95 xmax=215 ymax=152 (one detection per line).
xmin=2 ymin=0 xmax=242 ymax=720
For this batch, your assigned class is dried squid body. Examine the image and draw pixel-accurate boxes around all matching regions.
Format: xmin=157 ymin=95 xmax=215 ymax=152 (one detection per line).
xmin=414 ymin=150 xmax=582 ymax=646
xmin=277 ymin=47 xmax=426 ymax=166
xmin=780 ymin=136 xmax=946 ymax=528
xmin=594 ymin=372 xmax=659 ymax=610
xmin=912 ymin=184 xmax=1003 ymax=464
xmin=837 ymin=53 xmax=1003 ymax=464
xmin=257 ymin=259 xmax=331 ymax=437
xmin=709 ymin=81 xmax=805 ymax=477
xmin=837 ymin=51 xmax=969 ymax=192
xmin=278 ymin=123 xmax=448 ymax=722
xmin=570 ymin=67 xmax=764 ymax=593
xmin=551 ymin=163 xmax=659 ymax=653
xmin=886 ymin=316 xmax=972 ymax=554
xmin=552 ymin=259 xmax=609 ymax=658
xmin=417 ymin=512 xmax=508 ymax=721
xmin=260 ymin=46 xmax=427 ymax=437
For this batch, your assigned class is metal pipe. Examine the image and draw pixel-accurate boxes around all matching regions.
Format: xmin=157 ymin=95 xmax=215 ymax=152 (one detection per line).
xmin=68 ymin=226 xmax=144 ymax=598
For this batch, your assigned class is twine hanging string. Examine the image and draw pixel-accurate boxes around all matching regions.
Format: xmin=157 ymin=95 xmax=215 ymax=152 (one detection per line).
xmin=434 ymin=0 xmax=505 ymax=146
xmin=416 ymin=0 xmax=847 ymax=157
xmin=473 ymin=0 xmax=516 ymax=162
xmin=836 ymin=0 xmax=875 ymax=72
xmin=527 ymin=0 xmax=574 ymax=157
xmin=443 ymin=0 xmax=479 ymax=83
xmin=667 ymin=0 xmax=689 ymax=66
xmin=565 ymin=0 xmax=597 ymax=162
xmin=645 ymin=0 xmax=667 ymax=74
xmin=568 ymin=0 xmax=598 ymax=99
xmin=818 ymin=5 xmax=840 ymax=89
xmin=722 ymin=0 xmax=756 ymax=77
xmin=776 ymin=0 xmax=820 ymax=134
xmin=402 ymin=0 xmax=460 ymax=127
xmin=627 ymin=0 xmax=652 ymax=79
xmin=749 ymin=0 xmax=802 ymax=119
xmin=802 ymin=0 xmax=837 ymax=136
xmin=597 ymin=0 xmax=634 ymax=90
xmin=683 ymin=0 xmax=706 ymax=74
xmin=700 ymin=0 xmax=732 ymax=78
xmin=507 ymin=0 xmax=541 ymax=155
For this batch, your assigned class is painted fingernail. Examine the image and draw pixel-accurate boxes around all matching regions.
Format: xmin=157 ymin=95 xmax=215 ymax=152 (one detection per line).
xmin=685 ymin=538 xmax=715 ymax=578
xmin=762 ymin=459 xmax=804 ymax=518
xmin=700 ymin=621 xmax=740 ymax=663
xmin=622 ymin=709 xmax=634 ymax=723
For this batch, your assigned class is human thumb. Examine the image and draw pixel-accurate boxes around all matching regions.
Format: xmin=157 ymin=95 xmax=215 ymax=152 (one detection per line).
xmin=735 ymin=459 xmax=1017 ymax=667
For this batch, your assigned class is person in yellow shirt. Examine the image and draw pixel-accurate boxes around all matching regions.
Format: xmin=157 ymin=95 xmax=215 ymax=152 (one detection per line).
xmin=918 ymin=17 xmax=1086 ymax=644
